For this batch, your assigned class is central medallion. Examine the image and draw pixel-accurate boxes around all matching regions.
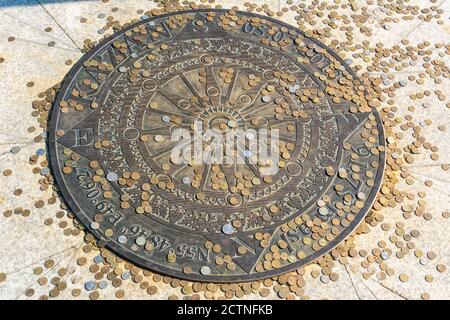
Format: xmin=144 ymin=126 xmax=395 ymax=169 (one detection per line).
xmin=197 ymin=106 xmax=244 ymax=131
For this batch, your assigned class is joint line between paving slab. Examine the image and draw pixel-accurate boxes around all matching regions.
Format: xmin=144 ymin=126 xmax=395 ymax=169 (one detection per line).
xmin=1 ymin=10 xmax=79 ymax=51
xmin=410 ymin=174 xmax=450 ymax=197
xmin=403 ymin=0 xmax=448 ymax=38
xmin=370 ymin=279 xmax=408 ymax=300
xmin=0 ymin=31 xmax=81 ymax=52
xmin=408 ymin=163 xmax=450 ymax=168
xmin=409 ymin=171 xmax=450 ymax=185
xmin=12 ymin=242 xmax=83 ymax=300
xmin=344 ymin=264 xmax=362 ymax=300
xmin=34 ymin=0 xmax=82 ymax=51
xmin=360 ymin=278 xmax=380 ymax=300
xmin=3 ymin=243 xmax=81 ymax=277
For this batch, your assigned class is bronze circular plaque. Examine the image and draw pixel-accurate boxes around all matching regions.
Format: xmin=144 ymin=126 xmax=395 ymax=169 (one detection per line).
xmin=48 ymin=9 xmax=385 ymax=282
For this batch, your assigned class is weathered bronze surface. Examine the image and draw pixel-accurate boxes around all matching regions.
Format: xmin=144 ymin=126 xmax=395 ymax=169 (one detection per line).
xmin=48 ymin=9 xmax=385 ymax=282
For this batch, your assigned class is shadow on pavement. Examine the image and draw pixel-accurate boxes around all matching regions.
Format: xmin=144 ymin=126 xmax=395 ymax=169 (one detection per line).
xmin=0 ymin=0 xmax=92 ymax=8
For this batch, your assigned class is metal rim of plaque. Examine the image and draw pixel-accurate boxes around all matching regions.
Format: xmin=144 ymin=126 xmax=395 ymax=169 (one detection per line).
xmin=48 ymin=9 xmax=386 ymax=282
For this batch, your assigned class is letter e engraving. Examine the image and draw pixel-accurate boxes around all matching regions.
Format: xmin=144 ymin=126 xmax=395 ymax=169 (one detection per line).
xmin=72 ymin=128 xmax=95 ymax=147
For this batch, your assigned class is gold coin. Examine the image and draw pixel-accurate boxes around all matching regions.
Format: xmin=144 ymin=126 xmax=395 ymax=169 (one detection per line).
xmin=399 ymin=274 xmax=409 ymax=282
xmin=115 ymin=289 xmax=125 ymax=299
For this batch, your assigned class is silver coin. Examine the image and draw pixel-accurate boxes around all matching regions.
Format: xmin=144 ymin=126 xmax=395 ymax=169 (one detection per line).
xmin=200 ymin=266 xmax=211 ymax=275
xmin=419 ymin=257 xmax=429 ymax=266
xmin=94 ymin=255 xmax=104 ymax=264
xmin=121 ymin=271 xmax=131 ymax=280
xmin=117 ymin=235 xmax=127 ymax=244
xmin=320 ymin=275 xmax=330 ymax=284
xmin=227 ymin=120 xmax=236 ymax=128
xmin=90 ymin=222 xmax=100 ymax=230
xmin=357 ymin=192 xmax=366 ymax=200
xmin=318 ymin=207 xmax=329 ymax=216
xmin=84 ymin=281 xmax=96 ymax=291
xmin=222 ymin=223 xmax=234 ymax=235
xmin=10 ymin=146 xmax=21 ymax=154
xmin=98 ymin=280 xmax=108 ymax=289
xmin=154 ymin=135 xmax=164 ymax=142
xmin=135 ymin=236 xmax=146 ymax=246
xmin=262 ymin=96 xmax=271 ymax=103
xmin=182 ymin=177 xmax=191 ymax=184
xmin=106 ymin=172 xmax=118 ymax=181
xmin=245 ymin=132 xmax=255 ymax=140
